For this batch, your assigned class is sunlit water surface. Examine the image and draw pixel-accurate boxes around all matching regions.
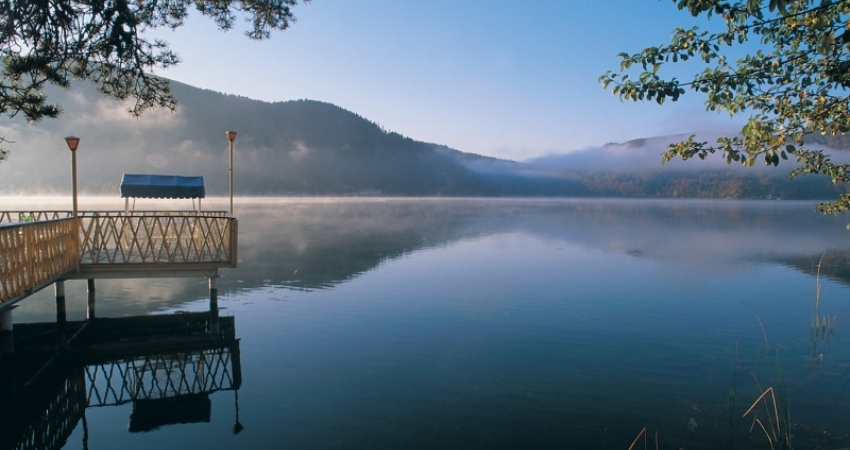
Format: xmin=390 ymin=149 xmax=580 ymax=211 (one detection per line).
xmin=6 ymin=197 xmax=850 ymax=450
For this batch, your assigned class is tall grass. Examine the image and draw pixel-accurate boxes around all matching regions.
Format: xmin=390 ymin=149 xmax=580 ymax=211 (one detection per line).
xmin=811 ymin=255 xmax=836 ymax=368
xmin=627 ymin=263 xmax=846 ymax=450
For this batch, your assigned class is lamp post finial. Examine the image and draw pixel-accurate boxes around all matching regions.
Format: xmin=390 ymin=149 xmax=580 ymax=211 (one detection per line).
xmin=65 ymin=136 xmax=80 ymax=152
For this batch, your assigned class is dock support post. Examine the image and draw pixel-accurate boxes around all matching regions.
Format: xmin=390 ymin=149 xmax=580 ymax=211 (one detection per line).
xmin=55 ymin=281 xmax=67 ymax=349
xmin=209 ymin=270 xmax=220 ymax=336
xmin=87 ymin=279 xmax=96 ymax=320
xmin=1 ymin=307 xmax=14 ymax=354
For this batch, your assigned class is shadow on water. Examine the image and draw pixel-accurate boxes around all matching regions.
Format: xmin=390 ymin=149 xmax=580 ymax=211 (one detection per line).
xmin=782 ymin=250 xmax=850 ymax=287
xmin=0 ymin=312 xmax=241 ymax=450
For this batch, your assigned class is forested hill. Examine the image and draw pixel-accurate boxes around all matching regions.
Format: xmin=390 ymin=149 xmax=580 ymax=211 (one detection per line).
xmin=0 ymin=81 xmax=498 ymax=195
xmin=0 ymin=79 xmax=849 ymax=199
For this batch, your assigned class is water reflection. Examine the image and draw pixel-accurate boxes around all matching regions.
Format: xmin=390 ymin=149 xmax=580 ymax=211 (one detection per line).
xmin=783 ymin=250 xmax=850 ymax=286
xmin=5 ymin=197 xmax=850 ymax=449
xmin=234 ymin=198 xmax=850 ymax=289
xmin=0 ymin=312 xmax=241 ymax=450
xmin=13 ymin=198 xmax=850 ymax=318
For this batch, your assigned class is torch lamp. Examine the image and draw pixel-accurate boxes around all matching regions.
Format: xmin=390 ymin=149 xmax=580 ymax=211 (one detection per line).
xmin=65 ymin=136 xmax=80 ymax=217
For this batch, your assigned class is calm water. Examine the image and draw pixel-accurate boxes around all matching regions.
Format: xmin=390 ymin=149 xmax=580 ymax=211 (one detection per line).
xmin=5 ymin=197 xmax=850 ymax=449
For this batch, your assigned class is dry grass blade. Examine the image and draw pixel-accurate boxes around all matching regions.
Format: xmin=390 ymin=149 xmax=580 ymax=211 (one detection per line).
xmin=748 ymin=372 xmax=779 ymax=438
xmin=740 ymin=301 xmax=770 ymax=346
xmin=770 ymin=387 xmax=781 ymax=441
xmin=627 ymin=427 xmax=646 ymax=450
xmin=816 ymin=253 xmax=825 ymax=314
xmin=755 ymin=417 xmax=776 ymax=450
xmin=744 ymin=386 xmax=789 ymax=448
xmin=743 ymin=387 xmax=774 ymax=418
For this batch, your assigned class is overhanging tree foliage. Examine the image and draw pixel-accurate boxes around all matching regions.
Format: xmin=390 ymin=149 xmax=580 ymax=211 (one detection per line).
xmin=600 ymin=0 xmax=850 ymax=215
xmin=0 ymin=0 xmax=309 ymax=161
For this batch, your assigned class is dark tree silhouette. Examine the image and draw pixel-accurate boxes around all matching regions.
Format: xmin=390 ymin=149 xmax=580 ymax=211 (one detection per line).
xmin=0 ymin=0 xmax=310 ymax=160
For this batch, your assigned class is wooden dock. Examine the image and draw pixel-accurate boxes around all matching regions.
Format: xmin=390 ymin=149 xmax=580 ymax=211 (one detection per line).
xmin=0 ymin=210 xmax=238 ymax=352
xmin=0 ymin=210 xmax=237 ymax=298
xmin=0 ymin=207 xmax=241 ymax=448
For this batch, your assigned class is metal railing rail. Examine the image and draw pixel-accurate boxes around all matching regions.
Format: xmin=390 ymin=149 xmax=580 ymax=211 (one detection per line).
xmin=0 ymin=217 xmax=80 ymax=303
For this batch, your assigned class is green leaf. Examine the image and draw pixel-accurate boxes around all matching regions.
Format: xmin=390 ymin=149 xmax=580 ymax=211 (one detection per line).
xmin=600 ymin=0 xmax=850 ymax=216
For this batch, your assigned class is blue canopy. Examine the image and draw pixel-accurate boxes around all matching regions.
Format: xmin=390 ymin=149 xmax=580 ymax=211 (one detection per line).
xmin=120 ymin=174 xmax=206 ymax=199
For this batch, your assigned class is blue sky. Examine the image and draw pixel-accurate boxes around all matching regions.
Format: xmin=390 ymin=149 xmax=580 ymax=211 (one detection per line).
xmin=151 ymin=0 xmax=744 ymax=161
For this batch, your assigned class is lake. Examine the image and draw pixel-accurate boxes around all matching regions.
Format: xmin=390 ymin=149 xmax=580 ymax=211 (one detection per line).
xmin=4 ymin=197 xmax=850 ymax=449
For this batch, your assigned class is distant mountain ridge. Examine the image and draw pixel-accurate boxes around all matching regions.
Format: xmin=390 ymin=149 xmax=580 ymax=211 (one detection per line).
xmin=0 ymin=79 xmax=848 ymax=199
xmin=0 ymin=81 xmax=502 ymax=195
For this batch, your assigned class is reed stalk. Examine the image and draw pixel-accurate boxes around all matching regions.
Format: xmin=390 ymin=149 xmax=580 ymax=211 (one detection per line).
xmin=626 ymin=427 xmax=661 ymax=450
xmin=743 ymin=381 xmax=792 ymax=449
xmin=627 ymin=427 xmax=646 ymax=450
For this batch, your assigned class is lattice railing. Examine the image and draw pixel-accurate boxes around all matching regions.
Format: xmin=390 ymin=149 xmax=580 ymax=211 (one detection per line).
xmin=77 ymin=212 xmax=237 ymax=266
xmin=0 ymin=211 xmax=236 ymax=300
xmin=85 ymin=346 xmax=238 ymax=407
xmin=0 ymin=218 xmax=80 ymax=303
xmin=112 ymin=211 xmax=229 ymax=218
xmin=0 ymin=211 xmax=73 ymax=224
xmin=0 ymin=211 xmax=229 ymax=223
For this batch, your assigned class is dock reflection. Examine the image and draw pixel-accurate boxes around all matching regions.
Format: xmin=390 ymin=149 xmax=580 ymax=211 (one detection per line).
xmin=0 ymin=312 xmax=241 ymax=450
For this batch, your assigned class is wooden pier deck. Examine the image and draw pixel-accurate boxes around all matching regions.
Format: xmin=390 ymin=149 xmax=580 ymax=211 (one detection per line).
xmin=0 ymin=210 xmax=240 ymax=448
xmin=0 ymin=211 xmax=238 ymax=305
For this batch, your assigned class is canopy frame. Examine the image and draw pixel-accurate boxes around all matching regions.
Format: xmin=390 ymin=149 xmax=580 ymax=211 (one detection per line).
xmin=120 ymin=174 xmax=206 ymax=212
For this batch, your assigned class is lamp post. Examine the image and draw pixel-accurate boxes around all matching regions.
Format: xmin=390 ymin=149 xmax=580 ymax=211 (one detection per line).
xmin=65 ymin=136 xmax=80 ymax=217
xmin=226 ymin=131 xmax=237 ymax=214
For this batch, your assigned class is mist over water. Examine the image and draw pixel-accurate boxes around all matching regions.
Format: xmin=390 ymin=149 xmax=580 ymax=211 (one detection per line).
xmin=6 ymin=197 xmax=850 ymax=449
xmin=13 ymin=196 xmax=849 ymax=317
xmin=525 ymin=131 xmax=850 ymax=172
